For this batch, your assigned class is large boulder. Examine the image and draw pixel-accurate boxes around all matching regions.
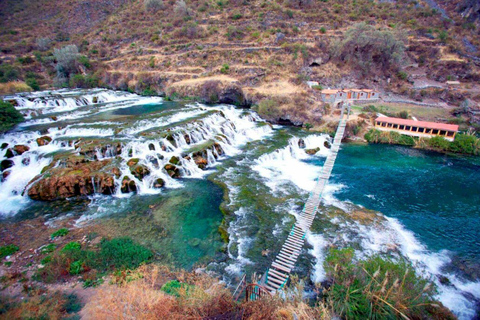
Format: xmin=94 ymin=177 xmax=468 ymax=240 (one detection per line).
xmin=130 ymin=164 xmax=150 ymax=180
xmin=121 ymin=176 xmax=137 ymax=193
xmin=153 ymin=178 xmax=165 ymax=188
xmin=27 ymin=159 xmax=115 ymax=201
xmin=36 ymin=136 xmax=52 ymax=146
xmin=1 ymin=159 xmax=14 ymax=171
xmin=164 ymin=164 xmax=181 ymax=178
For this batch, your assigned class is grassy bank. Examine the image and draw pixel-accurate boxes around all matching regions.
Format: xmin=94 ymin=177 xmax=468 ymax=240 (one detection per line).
xmin=365 ymin=129 xmax=480 ymax=156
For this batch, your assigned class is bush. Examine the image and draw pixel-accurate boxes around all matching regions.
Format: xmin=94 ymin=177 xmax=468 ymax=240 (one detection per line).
xmin=256 ymin=99 xmax=281 ymax=119
xmin=324 ymin=248 xmax=439 ymax=319
xmin=26 ymin=78 xmax=40 ymax=91
xmin=450 ymin=133 xmax=480 ymax=155
xmin=40 ymin=244 xmax=57 ymax=254
xmin=397 ymin=110 xmax=409 ymax=119
xmin=95 ymin=238 xmax=153 ymax=271
xmin=397 ymin=71 xmax=408 ymax=80
xmin=231 ymin=13 xmax=242 ymax=20
xmin=69 ymin=74 xmax=99 ymax=88
xmin=78 ymin=55 xmax=91 ymax=68
xmin=0 ymin=244 xmax=19 ymax=258
xmin=0 ymin=64 xmax=19 ymax=83
xmin=161 ymin=280 xmax=193 ymax=297
xmin=332 ymin=22 xmax=406 ymax=74
xmin=364 ymin=129 xmax=415 ymax=146
xmin=0 ymin=100 xmax=24 ymax=133
xmin=286 ymin=0 xmax=313 ymax=8
xmin=36 ymin=37 xmax=52 ymax=51
xmin=220 ymin=64 xmax=230 ymax=74
xmin=51 ymin=228 xmax=69 ymax=239
xmin=144 ymin=0 xmax=164 ymax=12
xmin=174 ymin=0 xmax=189 ymax=17
xmin=54 ymin=45 xmax=80 ymax=79
xmin=62 ymin=242 xmax=81 ymax=253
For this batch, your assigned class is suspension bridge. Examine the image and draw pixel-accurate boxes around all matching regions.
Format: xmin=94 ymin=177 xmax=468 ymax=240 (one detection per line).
xmin=238 ymin=102 xmax=351 ymax=300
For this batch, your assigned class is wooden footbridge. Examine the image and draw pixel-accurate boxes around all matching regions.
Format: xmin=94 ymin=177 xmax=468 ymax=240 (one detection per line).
xmin=242 ymin=103 xmax=351 ymax=299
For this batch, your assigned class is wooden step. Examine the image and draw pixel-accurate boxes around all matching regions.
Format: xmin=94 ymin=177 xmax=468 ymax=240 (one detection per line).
xmin=268 ymin=268 xmax=288 ymax=280
xmin=272 ymin=262 xmax=291 ymax=273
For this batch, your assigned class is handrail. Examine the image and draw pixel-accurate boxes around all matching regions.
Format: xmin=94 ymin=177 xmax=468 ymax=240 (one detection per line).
xmin=233 ymin=274 xmax=247 ymax=301
xmin=245 ymin=283 xmax=270 ymax=301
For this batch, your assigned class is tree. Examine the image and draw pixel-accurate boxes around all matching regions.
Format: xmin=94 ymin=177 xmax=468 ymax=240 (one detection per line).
xmin=0 ymin=100 xmax=24 ymax=133
xmin=332 ymin=23 xmax=407 ymax=74
xmin=53 ymin=45 xmax=80 ymax=81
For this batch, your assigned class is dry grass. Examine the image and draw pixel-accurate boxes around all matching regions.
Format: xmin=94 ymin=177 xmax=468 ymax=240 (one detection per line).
xmin=81 ymin=264 xmax=236 ymax=319
xmin=0 ymin=81 xmax=32 ymax=94
xmin=368 ymin=102 xmax=453 ymax=121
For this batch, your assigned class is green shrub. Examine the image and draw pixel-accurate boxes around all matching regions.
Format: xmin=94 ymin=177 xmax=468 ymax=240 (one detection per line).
xmin=77 ymin=56 xmax=91 ymax=69
xmin=428 ymin=136 xmax=450 ymax=151
xmin=161 ymin=280 xmax=193 ymax=297
xmin=231 ymin=13 xmax=242 ymax=20
xmin=364 ymin=129 xmax=415 ymax=146
xmin=450 ymin=134 xmax=480 ymax=155
xmin=320 ymin=27 xmax=326 ymax=34
xmin=26 ymin=78 xmax=40 ymax=91
xmin=311 ymin=85 xmax=323 ymax=90
xmin=40 ymin=244 xmax=57 ymax=254
xmin=144 ymin=0 xmax=164 ymax=12
xmin=332 ymin=23 xmax=406 ymax=74
xmin=0 ymin=244 xmax=19 ymax=258
xmin=54 ymin=45 xmax=80 ymax=79
xmin=17 ymin=56 xmax=34 ymax=65
xmin=51 ymin=228 xmax=69 ymax=239
xmin=0 ymin=100 xmax=24 ymax=133
xmin=69 ymin=260 xmax=84 ymax=275
xmin=397 ymin=71 xmax=408 ymax=80
xmin=62 ymin=242 xmax=81 ymax=253
xmin=95 ymin=238 xmax=153 ymax=271
xmin=256 ymin=99 xmax=281 ymax=119
xmin=63 ymin=293 xmax=82 ymax=314
xmin=286 ymin=9 xmax=293 ymax=18
xmin=397 ymin=110 xmax=409 ymax=119
xmin=0 ymin=64 xmax=19 ymax=83
xmin=220 ymin=63 xmax=230 ymax=74
xmin=324 ymin=248 xmax=437 ymax=319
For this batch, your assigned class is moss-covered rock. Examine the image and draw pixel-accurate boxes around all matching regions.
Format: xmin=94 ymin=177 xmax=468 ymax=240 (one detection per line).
xmin=169 ymin=156 xmax=180 ymax=165
xmin=164 ymin=164 xmax=181 ymax=178
xmin=4 ymin=148 xmax=14 ymax=158
xmin=153 ymin=178 xmax=165 ymax=188
xmin=121 ymin=176 xmax=137 ymax=193
xmin=130 ymin=164 xmax=150 ymax=180
xmin=127 ymin=158 xmax=140 ymax=167
xmin=36 ymin=136 xmax=52 ymax=146
xmin=27 ymin=159 xmax=115 ymax=200
xmin=305 ymin=147 xmax=320 ymax=155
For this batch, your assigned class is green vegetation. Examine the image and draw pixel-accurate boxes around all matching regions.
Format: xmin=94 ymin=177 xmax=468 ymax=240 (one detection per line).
xmin=161 ymin=280 xmax=193 ymax=297
xmin=255 ymin=99 xmax=281 ymax=119
xmin=0 ymin=64 xmax=19 ymax=83
xmin=365 ymin=129 xmax=480 ymax=155
xmin=36 ymin=237 xmax=153 ymax=284
xmin=324 ymin=248 xmax=441 ymax=319
xmin=51 ymin=228 xmax=69 ymax=239
xmin=0 ymin=244 xmax=19 ymax=258
xmin=365 ymin=129 xmax=415 ymax=146
xmin=40 ymin=243 xmax=57 ymax=254
xmin=220 ymin=63 xmax=230 ymax=74
xmin=0 ymin=100 xmax=24 ymax=133
xmin=332 ymin=23 xmax=406 ymax=74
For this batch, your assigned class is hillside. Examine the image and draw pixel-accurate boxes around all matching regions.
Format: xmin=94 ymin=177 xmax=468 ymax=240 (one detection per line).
xmin=1 ymin=0 xmax=480 ymax=125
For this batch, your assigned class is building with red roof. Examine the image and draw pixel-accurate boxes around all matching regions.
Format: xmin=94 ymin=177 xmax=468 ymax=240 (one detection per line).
xmin=374 ymin=116 xmax=459 ymax=141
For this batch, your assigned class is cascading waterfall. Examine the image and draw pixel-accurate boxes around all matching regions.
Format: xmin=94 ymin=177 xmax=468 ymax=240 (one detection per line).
xmin=0 ymin=89 xmax=272 ymax=216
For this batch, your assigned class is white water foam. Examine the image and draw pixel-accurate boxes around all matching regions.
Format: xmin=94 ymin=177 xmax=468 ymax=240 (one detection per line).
xmin=253 ymin=135 xmax=330 ymax=193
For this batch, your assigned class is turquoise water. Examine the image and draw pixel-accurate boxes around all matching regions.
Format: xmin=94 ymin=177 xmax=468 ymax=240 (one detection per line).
xmin=332 ymin=144 xmax=480 ymax=265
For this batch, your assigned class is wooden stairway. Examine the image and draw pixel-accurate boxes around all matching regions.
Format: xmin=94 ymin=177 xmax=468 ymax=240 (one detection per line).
xmin=262 ymin=103 xmax=350 ymax=294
